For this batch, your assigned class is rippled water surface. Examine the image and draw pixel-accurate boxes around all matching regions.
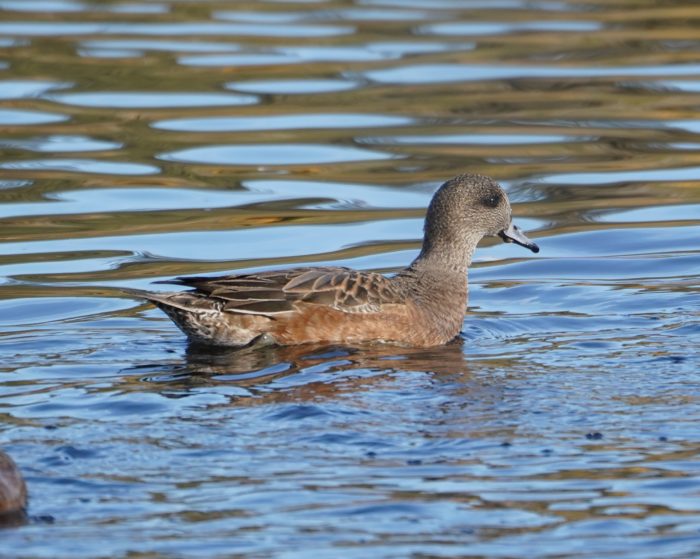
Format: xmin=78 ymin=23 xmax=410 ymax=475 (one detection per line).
xmin=1 ymin=0 xmax=699 ymax=557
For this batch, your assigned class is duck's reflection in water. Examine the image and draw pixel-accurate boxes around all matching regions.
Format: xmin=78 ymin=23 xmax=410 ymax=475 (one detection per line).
xmin=145 ymin=337 xmax=473 ymax=395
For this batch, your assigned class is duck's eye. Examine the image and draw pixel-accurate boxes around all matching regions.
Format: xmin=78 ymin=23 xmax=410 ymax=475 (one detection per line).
xmin=481 ymin=192 xmax=502 ymax=208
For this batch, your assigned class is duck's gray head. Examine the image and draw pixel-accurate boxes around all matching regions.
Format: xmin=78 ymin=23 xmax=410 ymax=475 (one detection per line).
xmin=420 ymin=173 xmax=539 ymax=265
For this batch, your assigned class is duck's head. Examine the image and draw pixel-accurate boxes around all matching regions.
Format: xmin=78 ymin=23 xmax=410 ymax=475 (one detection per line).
xmin=421 ymin=173 xmax=539 ymax=265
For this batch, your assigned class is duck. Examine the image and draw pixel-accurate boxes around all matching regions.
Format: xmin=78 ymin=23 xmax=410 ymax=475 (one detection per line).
xmin=127 ymin=173 xmax=539 ymax=348
xmin=0 ymin=451 xmax=27 ymax=519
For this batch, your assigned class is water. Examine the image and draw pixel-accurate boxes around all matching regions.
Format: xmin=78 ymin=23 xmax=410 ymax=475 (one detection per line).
xmin=0 ymin=0 xmax=699 ymax=557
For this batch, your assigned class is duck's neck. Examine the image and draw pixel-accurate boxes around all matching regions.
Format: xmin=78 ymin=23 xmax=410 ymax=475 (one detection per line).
xmin=393 ymin=235 xmax=476 ymax=340
xmin=393 ymin=233 xmax=482 ymax=312
xmin=405 ymin=230 xmax=482 ymax=277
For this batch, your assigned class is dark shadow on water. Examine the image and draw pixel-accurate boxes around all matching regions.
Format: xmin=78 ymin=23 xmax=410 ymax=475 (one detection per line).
xmin=0 ymin=510 xmax=27 ymax=529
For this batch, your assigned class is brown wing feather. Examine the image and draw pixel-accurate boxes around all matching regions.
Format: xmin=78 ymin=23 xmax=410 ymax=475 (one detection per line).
xmin=165 ymin=267 xmax=402 ymax=317
xmin=289 ymin=270 xmax=402 ymax=313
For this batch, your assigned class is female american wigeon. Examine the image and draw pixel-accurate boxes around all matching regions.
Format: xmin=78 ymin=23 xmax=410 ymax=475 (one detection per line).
xmin=129 ymin=173 xmax=539 ymax=348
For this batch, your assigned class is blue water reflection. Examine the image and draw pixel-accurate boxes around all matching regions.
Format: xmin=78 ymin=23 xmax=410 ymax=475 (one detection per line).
xmin=0 ymin=79 xmax=71 ymax=99
xmin=158 ymin=143 xmax=396 ymax=165
xmin=154 ymin=113 xmax=411 ymax=132
xmin=0 ymin=135 xmax=121 ymax=152
xmin=47 ymin=92 xmax=258 ymax=108
xmin=364 ymin=63 xmax=700 ymax=84
xmin=0 ymin=107 xmax=68 ymax=124
xmin=0 ymin=159 xmax=159 ymax=175
xmin=0 ymin=22 xmax=354 ymax=37
xmin=226 ymin=78 xmax=359 ymax=94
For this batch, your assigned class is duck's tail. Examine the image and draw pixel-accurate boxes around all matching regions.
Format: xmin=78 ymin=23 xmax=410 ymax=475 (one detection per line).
xmin=122 ymin=287 xmax=206 ymax=312
xmin=122 ymin=288 xmax=265 ymax=347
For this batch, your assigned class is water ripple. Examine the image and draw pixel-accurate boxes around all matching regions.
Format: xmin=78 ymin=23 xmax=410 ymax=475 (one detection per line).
xmin=0 ymin=22 xmax=354 ymax=37
xmin=0 ymin=135 xmax=121 ymax=152
xmin=363 ymin=63 xmax=700 ymax=84
xmin=0 ymin=108 xmax=68 ymax=125
xmin=540 ymin=165 xmax=700 ymax=185
xmin=46 ymin=91 xmax=258 ymax=109
xmin=158 ymin=143 xmax=396 ymax=166
xmin=362 ymin=133 xmax=585 ymax=145
xmin=420 ymin=20 xmax=602 ymax=35
xmin=0 ymin=159 xmax=159 ymax=175
xmin=78 ymin=39 xmax=239 ymax=54
xmin=0 ymin=0 xmax=85 ymax=13
xmin=153 ymin=113 xmax=412 ymax=132
xmin=226 ymin=78 xmax=360 ymax=95
xmin=0 ymin=79 xmax=72 ymax=99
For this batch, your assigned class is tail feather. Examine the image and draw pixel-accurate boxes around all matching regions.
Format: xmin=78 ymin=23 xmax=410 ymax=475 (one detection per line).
xmin=122 ymin=287 xmax=219 ymax=313
xmin=122 ymin=287 xmax=266 ymax=347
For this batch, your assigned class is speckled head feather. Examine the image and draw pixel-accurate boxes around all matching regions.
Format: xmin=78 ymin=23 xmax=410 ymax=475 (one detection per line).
xmin=417 ymin=173 xmax=515 ymax=269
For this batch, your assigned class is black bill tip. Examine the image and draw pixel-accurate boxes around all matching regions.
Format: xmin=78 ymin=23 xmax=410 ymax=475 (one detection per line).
xmin=499 ymin=223 xmax=540 ymax=253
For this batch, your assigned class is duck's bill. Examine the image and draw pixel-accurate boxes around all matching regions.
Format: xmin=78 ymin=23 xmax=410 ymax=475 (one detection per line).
xmin=498 ymin=223 xmax=540 ymax=253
